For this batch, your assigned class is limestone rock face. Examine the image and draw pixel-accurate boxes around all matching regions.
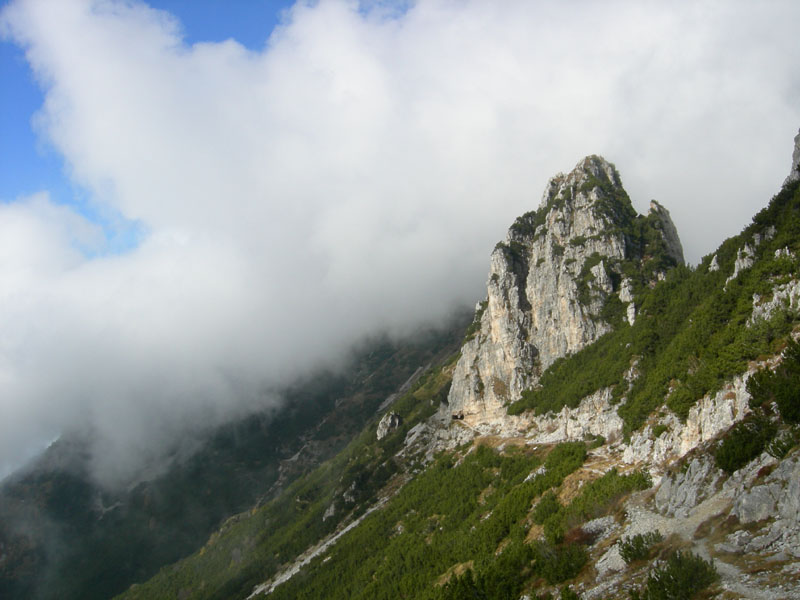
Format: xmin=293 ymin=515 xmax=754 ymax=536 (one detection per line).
xmin=732 ymin=454 xmax=800 ymax=525
xmin=725 ymin=453 xmax=800 ymax=558
xmin=376 ymin=412 xmax=402 ymax=440
xmin=622 ymin=371 xmax=753 ymax=467
xmin=655 ymin=456 xmax=723 ymax=518
xmin=725 ymin=226 xmax=776 ymax=288
xmin=749 ymin=277 xmax=800 ymax=325
xmin=725 ymin=243 xmax=756 ymax=287
xmin=444 ymin=156 xmax=683 ymax=426
xmin=784 ymin=128 xmax=800 ymax=186
xmin=519 ymin=387 xmax=624 ymax=444
xmin=732 ymin=481 xmax=781 ymax=524
xmin=647 ymin=200 xmax=684 ymax=267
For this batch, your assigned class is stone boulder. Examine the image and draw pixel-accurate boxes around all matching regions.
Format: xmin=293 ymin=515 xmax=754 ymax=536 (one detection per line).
xmin=376 ymin=412 xmax=403 ymax=440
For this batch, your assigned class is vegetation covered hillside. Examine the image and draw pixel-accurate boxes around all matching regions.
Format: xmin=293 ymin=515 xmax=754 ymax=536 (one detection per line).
xmin=0 ymin=316 xmax=468 ymax=600
xmin=116 ymin=168 xmax=800 ymax=599
xmin=509 ymin=174 xmax=800 ymax=430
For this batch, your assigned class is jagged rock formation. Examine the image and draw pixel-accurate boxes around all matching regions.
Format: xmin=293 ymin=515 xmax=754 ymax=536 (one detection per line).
xmin=750 ymin=275 xmax=800 ymax=325
xmin=725 ymin=226 xmax=776 ymax=288
xmin=622 ymin=370 xmax=754 ymax=467
xmin=784 ymin=128 xmax=800 ymax=186
xmin=443 ymin=156 xmax=684 ymax=426
xmin=728 ymin=453 xmax=800 ymax=555
xmin=423 ymin=357 xmax=757 ymax=472
xmin=654 ymin=456 xmax=723 ymax=518
xmin=376 ymin=412 xmax=402 ymax=440
xmin=646 ymin=200 xmax=684 ymax=266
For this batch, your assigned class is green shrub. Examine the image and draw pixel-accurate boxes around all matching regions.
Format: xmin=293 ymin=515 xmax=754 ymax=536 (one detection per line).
xmin=544 ymin=442 xmax=588 ymax=476
xmin=510 ymin=209 xmax=545 ymax=238
xmin=618 ymin=531 xmax=663 ymax=564
xmin=437 ymin=540 xmax=535 ymax=600
xmin=533 ymin=491 xmax=562 ymax=525
xmin=569 ymin=236 xmax=588 ymax=247
xmin=748 ymin=339 xmax=800 ymax=423
xmin=564 ymin=468 xmax=652 ymax=524
xmin=714 ymin=413 xmax=777 ymax=473
xmin=767 ymin=427 xmax=799 ymax=459
xmin=534 ymin=469 xmax=652 ymax=549
xmin=531 ymin=541 xmax=587 ymax=585
xmin=560 ymin=586 xmax=582 ymax=600
xmin=651 ymin=424 xmax=668 ymax=439
xmin=587 ymin=434 xmax=606 ymax=449
xmin=543 ymin=512 xmax=566 ymax=544
xmin=629 ymin=551 xmax=718 ymax=600
xmin=464 ymin=300 xmax=488 ymax=341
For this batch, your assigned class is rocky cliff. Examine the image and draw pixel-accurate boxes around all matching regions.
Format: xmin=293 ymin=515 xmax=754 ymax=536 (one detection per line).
xmin=784 ymin=127 xmax=800 ymax=186
xmin=443 ymin=156 xmax=683 ymax=426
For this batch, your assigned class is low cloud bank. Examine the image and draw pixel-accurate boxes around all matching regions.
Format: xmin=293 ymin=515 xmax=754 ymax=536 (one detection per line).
xmin=1 ymin=0 xmax=799 ymax=485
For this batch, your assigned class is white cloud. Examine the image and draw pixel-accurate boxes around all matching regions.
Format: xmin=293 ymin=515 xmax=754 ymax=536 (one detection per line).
xmin=1 ymin=0 xmax=799 ymax=484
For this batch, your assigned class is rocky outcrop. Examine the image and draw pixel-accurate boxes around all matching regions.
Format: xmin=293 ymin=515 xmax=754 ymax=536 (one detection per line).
xmin=646 ymin=200 xmax=684 ymax=267
xmin=729 ymin=452 xmax=800 ymax=524
xmin=443 ymin=156 xmax=683 ymax=426
xmin=622 ymin=372 xmax=753 ymax=467
xmin=376 ymin=412 xmax=402 ymax=440
xmin=518 ymin=388 xmax=623 ymax=444
xmin=400 ymin=420 xmax=476 ymax=465
xmin=749 ymin=276 xmax=800 ymax=326
xmin=727 ymin=453 xmax=800 ymax=557
xmin=655 ymin=456 xmax=723 ymax=518
xmin=725 ymin=243 xmax=756 ymax=287
xmin=784 ymin=128 xmax=800 ymax=186
xmin=725 ymin=226 xmax=776 ymax=288
xmin=410 ymin=387 xmax=623 ymax=465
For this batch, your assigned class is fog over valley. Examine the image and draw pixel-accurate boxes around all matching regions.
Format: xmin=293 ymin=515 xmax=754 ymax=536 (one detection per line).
xmin=1 ymin=0 xmax=799 ymax=486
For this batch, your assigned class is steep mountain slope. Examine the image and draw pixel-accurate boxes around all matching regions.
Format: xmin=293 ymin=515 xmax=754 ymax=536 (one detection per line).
xmin=49 ymin=132 xmax=800 ymax=599
xmin=446 ymin=155 xmax=683 ymax=427
xmin=0 ymin=319 xmax=468 ymax=600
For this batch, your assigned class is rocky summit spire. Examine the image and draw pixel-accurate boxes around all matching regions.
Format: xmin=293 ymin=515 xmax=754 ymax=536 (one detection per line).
xmin=785 ymin=128 xmax=800 ymax=187
xmin=443 ymin=155 xmax=683 ymax=427
xmin=647 ymin=200 xmax=684 ymax=267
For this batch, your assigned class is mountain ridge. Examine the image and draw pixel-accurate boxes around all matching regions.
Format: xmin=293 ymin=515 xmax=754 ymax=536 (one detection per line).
xmin=4 ymin=130 xmax=800 ymax=600
xmin=115 ymin=131 xmax=800 ymax=599
xmin=0 ymin=319 xmax=469 ymax=600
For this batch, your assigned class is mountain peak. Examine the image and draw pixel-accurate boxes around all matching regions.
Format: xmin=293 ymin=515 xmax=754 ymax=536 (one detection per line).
xmin=576 ymin=153 xmax=622 ymax=183
xmin=443 ymin=156 xmax=682 ymax=426
xmin=539 ymin=154 xmax=624 ymax=212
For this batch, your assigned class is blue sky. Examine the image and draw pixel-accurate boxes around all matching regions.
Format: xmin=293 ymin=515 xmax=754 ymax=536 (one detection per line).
xmin=1 ymin=18 xmax=65 ymax=199
xmin=1 ymin=0 xmax=295 ymax=250
xmin=0 ymin=0 xmax=798 ymax=485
